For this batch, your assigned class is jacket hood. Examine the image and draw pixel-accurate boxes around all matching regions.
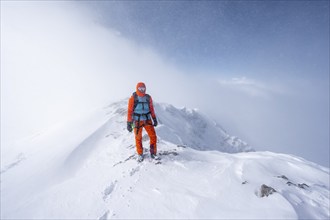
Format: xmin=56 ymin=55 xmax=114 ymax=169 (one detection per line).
xmin=136 ymin=82 xmax=146 ymax=97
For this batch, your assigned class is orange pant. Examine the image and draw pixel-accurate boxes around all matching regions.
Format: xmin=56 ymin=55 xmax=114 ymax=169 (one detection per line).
xmin=134 ymin=120 xmax=157 ymax=155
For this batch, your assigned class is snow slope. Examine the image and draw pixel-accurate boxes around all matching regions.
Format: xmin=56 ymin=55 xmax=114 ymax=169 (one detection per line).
xmin=154 ymin=102 xmax=252 ymax=152
xmin=1 ymin=100 xmax=329 ymax=219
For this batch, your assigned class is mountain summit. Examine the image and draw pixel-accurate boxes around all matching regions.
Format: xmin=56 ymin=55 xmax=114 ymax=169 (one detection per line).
xmin=154 ymin=102 xmax=252 ymax=153
xmin=111 ymin=99 xmax=252 ymax=153
xmin=1 ymin=99 xmax=329 ymax=219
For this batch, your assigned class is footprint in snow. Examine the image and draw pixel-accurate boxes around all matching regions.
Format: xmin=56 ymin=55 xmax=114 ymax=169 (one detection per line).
xmin=0 ymin=153 xmax=26 ymax=174
xmin=99 ymin=210 xmax=115 ymax=220
xmin=129 ymin=166 xmax=140 ymax=176
xmin=103 ymin=181 xmax=117 ymax=201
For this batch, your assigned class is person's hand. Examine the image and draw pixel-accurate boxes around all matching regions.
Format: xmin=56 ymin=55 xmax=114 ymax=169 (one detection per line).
xmin=153 ymin=118 xmax=158 ymax=127
xmin=127 ymin=122 xmax=133 ymax=132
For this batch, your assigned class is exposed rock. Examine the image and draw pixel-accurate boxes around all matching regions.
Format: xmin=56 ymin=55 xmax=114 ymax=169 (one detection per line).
xmin=287 ymin=181 xmax=296 ymax=186
xmin=277 ymin=175 xmax=289 ymax=180
xmin=278 ymin=175 xmax=310 ymax=190
xmin=159 ymin=150 xmax=179 ymax=156
xmin=286 ymin=181 xmax=310 ymax=190
xmin=259 ymin=184 xmax=277 ymax=197
xmin=297 ymin=183 xmax=309 ymax=189
xmin=177 ymin=145 xmax=187 ymax=148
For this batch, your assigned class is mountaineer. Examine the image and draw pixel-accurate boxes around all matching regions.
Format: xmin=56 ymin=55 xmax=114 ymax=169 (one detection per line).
xmin=127 ymin=82 xmax=159 ymax=162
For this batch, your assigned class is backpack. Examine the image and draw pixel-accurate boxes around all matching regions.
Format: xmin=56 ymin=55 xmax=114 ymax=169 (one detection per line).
xmin=132 ymin=92 xmax=152 ymax=133
xmin=133 ymin=92 xmax=150 ymax=111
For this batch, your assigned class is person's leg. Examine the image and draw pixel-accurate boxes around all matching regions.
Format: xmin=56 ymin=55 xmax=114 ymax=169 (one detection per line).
xmin=134 ymin=122 xmax=144 ymax=155
xmin=144 ymin=124 xmax=157 ymax=155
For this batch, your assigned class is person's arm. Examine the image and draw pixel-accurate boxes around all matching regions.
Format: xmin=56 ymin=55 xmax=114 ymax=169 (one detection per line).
xmin=149 ymin=96 xmax=158 ymax=126
xmin=127 ymin=95 xmax=134 ymax=122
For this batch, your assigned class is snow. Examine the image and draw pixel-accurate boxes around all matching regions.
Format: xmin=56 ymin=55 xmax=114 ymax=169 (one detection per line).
xmin=1 ymin=99 xmax=329 ymax=219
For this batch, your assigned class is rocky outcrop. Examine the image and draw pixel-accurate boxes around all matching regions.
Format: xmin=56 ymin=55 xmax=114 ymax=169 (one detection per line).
xmin=259 ymin=184 xmax=277 ymax=197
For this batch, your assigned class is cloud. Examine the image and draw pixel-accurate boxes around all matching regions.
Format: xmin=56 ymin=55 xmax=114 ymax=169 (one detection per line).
xmin=217 ymin=76 xmax=290 ymax=99
xmin=1 ymin=1 xmax=328 ymax=167
xmin=1 ymin=1 xmax=184 ymax=146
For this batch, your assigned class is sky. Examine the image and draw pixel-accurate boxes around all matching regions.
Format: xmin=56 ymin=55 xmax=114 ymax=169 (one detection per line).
xmin=1 ymin=1 xmax=329 ymax=167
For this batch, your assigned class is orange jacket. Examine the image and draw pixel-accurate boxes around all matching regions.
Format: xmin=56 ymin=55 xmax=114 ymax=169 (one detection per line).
xmin=127 ymin=94 xmax=156 ymax=122
xmin=127 ymin=82 xmax=156 ymax=122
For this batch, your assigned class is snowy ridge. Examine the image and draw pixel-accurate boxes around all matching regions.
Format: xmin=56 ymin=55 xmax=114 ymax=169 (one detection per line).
xmin=106 ymin=99 xmax=252 ymax=153
xmin=1 ymin=99 xmax=329 ymax=219
xmin=154 ymin=102 xmax=252 ymax=152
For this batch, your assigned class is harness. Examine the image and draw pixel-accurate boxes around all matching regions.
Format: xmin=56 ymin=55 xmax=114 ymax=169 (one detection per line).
xmin=132 ymin=92 xmax=152 ymax=135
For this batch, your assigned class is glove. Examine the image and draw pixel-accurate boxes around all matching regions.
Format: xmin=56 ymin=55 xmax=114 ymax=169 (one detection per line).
xmin=153 ymin=118 xmax=158 ymax=127
xmin=127 ymin=121 xmax=133 ymax=132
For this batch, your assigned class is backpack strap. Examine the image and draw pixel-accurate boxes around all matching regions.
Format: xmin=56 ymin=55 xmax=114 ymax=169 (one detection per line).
xmin=132 ymin=92 xmax=152 ymax=134
xmin=133 ymin=92 xmax=150 ymax=110
xmin=133 ymin=92 xmax=138 ymax=110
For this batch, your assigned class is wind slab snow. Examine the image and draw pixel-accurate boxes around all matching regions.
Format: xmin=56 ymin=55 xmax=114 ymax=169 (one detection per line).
xmin=1 ymin=100 xmax=329 ymax=219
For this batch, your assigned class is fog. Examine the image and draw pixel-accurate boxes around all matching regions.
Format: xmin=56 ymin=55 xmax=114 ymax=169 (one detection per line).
xmin=1 ymin=2 xmax=192 ymax=144
xmin=1 ymin=1 xmax=329 ymax=167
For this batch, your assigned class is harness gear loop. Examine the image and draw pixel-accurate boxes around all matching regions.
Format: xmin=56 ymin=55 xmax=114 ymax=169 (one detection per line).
xmin=134 ymin=112 xmax=152 ymax=135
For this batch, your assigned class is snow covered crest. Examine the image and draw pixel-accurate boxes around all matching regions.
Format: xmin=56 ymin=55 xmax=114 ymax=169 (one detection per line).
xmin=154 ymin=102 xmax=253 ymax=152
xmin=1 ymin=99 xmax=329 ymax=219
